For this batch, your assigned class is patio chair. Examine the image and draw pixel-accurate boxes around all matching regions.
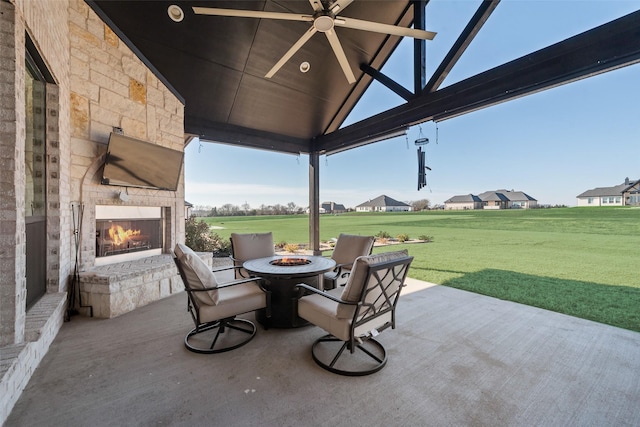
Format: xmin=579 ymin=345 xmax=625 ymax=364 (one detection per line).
xmin=230 ymin=232 xmax=275 ymax=279
xmin=174 ymin=243 xmax=270 ymax=354
xmin=296 ymin=250 xmax=413 ymax=376
xmin=323 ymin=234 xmax=375 ymax=290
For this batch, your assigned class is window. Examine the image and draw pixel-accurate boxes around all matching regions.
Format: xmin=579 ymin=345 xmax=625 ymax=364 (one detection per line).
xmin=588 ymin=198 xmax=594 ymax=204
xmin=25 ymin=54 xmax=47 ymax=218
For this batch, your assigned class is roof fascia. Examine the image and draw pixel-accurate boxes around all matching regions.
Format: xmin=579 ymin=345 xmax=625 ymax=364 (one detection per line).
xmin=185 ymin=118 xmax=310 ymax=155
xmin=315 ymin=10 xmax=640 ymax=154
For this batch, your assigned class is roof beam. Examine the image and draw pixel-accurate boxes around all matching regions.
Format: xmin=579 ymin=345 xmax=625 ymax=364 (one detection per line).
xmin=185 ymin=118 xmax=310 ymax=155
xmin=360 ymin=64 xmax=413 ymax=101
xmin=413 ymin=0 xmax=427 ymax=94
xmin=423 ymin=0 xmax=500 ymax=94
xmin=315 ymin=10 xmax=640 ymax=154
xmin=323 ymin=2 xmax=415 ymax=134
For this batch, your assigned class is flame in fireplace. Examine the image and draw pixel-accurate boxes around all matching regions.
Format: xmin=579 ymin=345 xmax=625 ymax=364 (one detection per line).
xmin=108 ymin=224 xmax=141 ymax=245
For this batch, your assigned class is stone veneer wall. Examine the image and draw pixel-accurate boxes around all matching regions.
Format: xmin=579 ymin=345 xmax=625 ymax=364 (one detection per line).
xmin=1 ymin=0 xmax=186 ymax=422
xmin=68 ymin=0 xmax=185 ymax=270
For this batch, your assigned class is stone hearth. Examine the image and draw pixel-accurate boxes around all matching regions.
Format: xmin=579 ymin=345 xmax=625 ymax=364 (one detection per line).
xmin=78 ymin=252 xmax=212 ymax=318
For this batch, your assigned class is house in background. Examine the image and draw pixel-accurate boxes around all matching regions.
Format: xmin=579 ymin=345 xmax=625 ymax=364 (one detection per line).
xmin=321 ymin=201 xmax=347 ymax=214
xmin=576 ymin=177 xmax=640 ymax=206
xmin=445 ymin=190 xmax=537 ymax=210
xmin=480 ymin=190 xmax=538 ymax=209
xmin=443 ymin=194 xmax=482 ymax=210
xmin=356 ymin=195 xmax=412 ymax=212
xmin=185 ymin=201 xmax=193 ymax=219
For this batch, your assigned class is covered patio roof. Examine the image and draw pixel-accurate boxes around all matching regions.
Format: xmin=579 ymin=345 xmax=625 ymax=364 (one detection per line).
xmin=86 ymin=1 xmax=640 ymax=155
xmin=86 ymin=1 xmax=640 ymax=250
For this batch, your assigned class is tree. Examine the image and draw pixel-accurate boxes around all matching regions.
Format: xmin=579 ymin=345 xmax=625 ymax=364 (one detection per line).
xmin=411 ymin=199 xmax=431 ymax=211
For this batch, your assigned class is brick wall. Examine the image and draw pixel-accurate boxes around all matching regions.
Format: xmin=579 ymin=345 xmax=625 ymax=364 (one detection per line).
xmin=1 ymin=0 xmax=186 ymax=422
xmin=1 ymin=0 xmax=27 ymax=347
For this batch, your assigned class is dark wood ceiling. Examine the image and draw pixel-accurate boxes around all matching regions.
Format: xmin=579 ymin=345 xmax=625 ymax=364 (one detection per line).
xmin=87 ymin=1 xmax=640 ymax=155
xmin=88 ymin=0 xmax=416 ymax=152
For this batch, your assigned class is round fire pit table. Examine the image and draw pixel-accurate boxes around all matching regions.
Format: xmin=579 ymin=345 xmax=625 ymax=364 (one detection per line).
xmin=243 ymin=255 xmax=336 ymax=328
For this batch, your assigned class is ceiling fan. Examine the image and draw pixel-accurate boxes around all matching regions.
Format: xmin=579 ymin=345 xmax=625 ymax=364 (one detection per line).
xmin=193 ymin=0 xmax=436 ymax=84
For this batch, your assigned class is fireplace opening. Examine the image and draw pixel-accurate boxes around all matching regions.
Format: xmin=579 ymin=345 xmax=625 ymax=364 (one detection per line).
xmin=96 ymin=218 xmax=162 ymax=258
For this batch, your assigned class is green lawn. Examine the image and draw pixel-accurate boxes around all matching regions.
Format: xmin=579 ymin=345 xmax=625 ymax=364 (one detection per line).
xmin=201 ymin=207 xmax=640 ymax=332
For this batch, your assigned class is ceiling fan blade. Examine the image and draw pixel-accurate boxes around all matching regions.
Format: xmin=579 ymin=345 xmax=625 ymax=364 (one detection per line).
xmin=308 ymin=0 xmax=324 ymax=13
xmin=329 ymin=0 xmax=355 ymax=14
xmin=336 ymin=17 xmax=436 ymax=40
xmin=324 ymin=29 xmax=356 ymax=84
xmin=193 ymin=7 xmax=313 ymax=23
xmin=265 ymin=26 xmax=318 ymax=79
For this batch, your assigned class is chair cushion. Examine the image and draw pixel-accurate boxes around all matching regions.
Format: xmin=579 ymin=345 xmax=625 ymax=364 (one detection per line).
xmin=230 ymin=232 xmax=275 ymax=261
xmin=331 ymin=234 xmax=375 ymax=266
xmin=298 ymin=288 xmax=352 ymax=342
xmin=337 ymin=250 xmax=409 ymax=319
xmin=198 ymin=281 xmax=267 ymax=322
xmin=231 ymin=232 xmax=275 ymax=279
xmin=175 ymin=243 xmax=218 ymax=305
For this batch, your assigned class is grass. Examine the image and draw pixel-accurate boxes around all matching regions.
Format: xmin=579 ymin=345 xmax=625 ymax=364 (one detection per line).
xmin=201 ymin=207 xmax=640 ymax=332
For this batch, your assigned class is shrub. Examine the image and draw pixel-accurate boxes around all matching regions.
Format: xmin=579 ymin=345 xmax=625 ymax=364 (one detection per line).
xmin=284 ymin=243 xmax=299 ymax=253
xmin=184 ymin=217 xmax=229 ymax=254
xmin=397 ymin=233 xmax=410 ymax=242
xmin=418 ymin=235 xmax=434 ymax=242
xmin=275 ymin=240 xmax=288 ymax=249
xmin=376 ymin=230 xmax=391 ymax=239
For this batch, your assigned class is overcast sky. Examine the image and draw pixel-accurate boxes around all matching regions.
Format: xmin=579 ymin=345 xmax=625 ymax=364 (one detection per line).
xmin=185 ymin=0 xmax=640 ymax=209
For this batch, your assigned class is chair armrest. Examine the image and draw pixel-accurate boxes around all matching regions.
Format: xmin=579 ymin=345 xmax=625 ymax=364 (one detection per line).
xmin=187 ymin=276 xmax=264 ymax=293
xmin=325 ymin=262 xmax=350 ymax=278
xmin=294 ymin=284 xmax=358 ymax=305
xmin=229 ymin=256 xmax=244 ymax=265
xmin=211 ymin=265 xmax=237 ymax=273
xmin=217 ymin=276 xmax=265 ymax=289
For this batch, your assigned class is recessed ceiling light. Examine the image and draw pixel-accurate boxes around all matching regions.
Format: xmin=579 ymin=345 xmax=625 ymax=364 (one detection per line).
xmin=300 ymin=62 xmax=311 ymax=73
xmin=168 ymin=5 xmax=184 ymax=22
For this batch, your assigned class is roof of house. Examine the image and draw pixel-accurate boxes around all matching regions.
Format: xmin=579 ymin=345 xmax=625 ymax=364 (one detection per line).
xmin=577 ymin=179 xmax=639 ymax=198
xmin=446 ymin=190 xmax=537 ymax=203
xmin=479 ymin=190 xmax=537 ymax=202
xmin=356 ymin=195 xmax=410 ymax=208
xmin=445 ymin=194 xmax=482 ymax=203
xmin=322 ymin=202 xmax=346 ymax=211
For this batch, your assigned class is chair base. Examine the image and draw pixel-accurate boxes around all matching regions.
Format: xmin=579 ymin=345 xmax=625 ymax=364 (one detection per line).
xmin=185 ymin=317 xmax=256 ymax=354
xmin=310 ymin=334 xmax=387 ymax=376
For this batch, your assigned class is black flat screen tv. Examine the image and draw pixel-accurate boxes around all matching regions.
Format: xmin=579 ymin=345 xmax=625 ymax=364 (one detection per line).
xmin=101 ymin=132 xmax=184 ymax=191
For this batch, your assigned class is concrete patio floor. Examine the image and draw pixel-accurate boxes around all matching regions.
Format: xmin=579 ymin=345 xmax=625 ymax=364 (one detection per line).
xmin=6 ymin=277 xmax=640 ymax=426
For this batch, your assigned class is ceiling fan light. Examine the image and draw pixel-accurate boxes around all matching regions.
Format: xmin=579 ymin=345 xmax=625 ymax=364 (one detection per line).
xmin=314 ymin=15 xmax=335 ymax=32
xmin=167 ymin=5 xmax=184 ymax=22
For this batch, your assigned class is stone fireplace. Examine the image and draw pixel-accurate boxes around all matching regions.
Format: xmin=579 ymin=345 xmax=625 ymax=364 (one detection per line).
xmin=74 ymin=154 xmax=203 ymax=319
xmin=77 ymin=198 xmax=207 ymax=318
xmin=95 ymin=205 xmax=163 ymax=266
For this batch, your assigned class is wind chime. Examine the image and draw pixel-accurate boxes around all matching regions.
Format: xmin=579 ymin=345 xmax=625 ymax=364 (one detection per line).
xmin=415 ymin=135 xmax=431 ymax=191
